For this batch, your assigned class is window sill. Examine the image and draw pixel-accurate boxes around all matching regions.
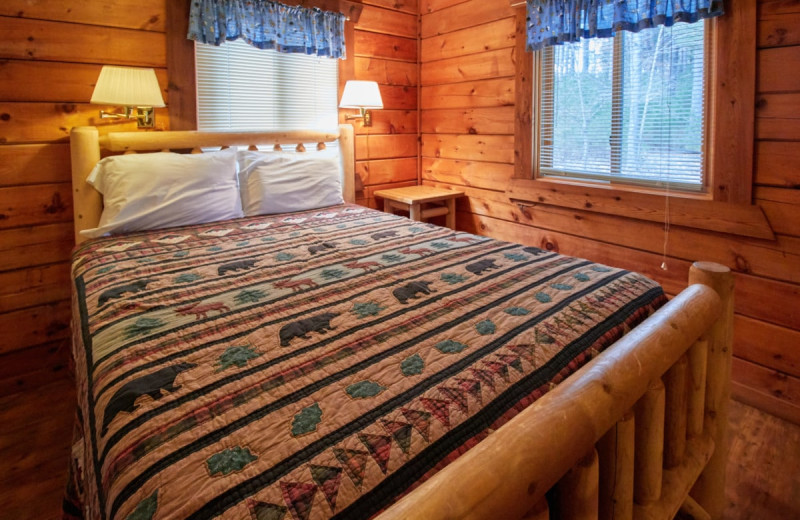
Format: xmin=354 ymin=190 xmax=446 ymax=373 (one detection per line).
xmin=507 ymin=177 xmax=775 ymax=240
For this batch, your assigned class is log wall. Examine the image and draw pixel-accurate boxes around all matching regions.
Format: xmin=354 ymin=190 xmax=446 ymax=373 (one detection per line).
xmin=419 ymin=0 xmax=800 ymax=423
xmin=0 ymin=0 xmax=419 ymax=397
xmin=351 ymin=0 xmax=419 ymax=207
xmin=0 ymin=0 xmax=169 ymax=396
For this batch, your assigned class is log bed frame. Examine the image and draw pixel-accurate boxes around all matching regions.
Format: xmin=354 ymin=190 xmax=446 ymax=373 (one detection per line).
xmin=70 ymin=125 xmax=734 ymax=520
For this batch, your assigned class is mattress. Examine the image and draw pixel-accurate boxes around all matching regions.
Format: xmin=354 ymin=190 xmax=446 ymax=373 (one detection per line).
xmin=65 ymin=204 xmax=665 ymax=520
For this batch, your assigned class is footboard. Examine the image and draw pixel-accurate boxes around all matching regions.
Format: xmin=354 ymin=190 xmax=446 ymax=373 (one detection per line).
xmin=376 ymin=262 xmax=734 ymax=520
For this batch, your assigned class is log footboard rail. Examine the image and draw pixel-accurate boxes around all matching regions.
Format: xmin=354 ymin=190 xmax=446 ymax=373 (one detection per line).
xmin=376 ymin=262 xmax=734 ymax=520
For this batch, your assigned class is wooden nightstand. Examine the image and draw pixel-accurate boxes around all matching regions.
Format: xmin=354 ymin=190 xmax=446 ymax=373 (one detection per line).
xmin=373 ymin=185 xmax=464 ymax=230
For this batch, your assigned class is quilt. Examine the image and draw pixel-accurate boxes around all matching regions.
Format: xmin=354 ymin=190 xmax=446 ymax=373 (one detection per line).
xmin=66 ymin=204 xmax=665 ymax=520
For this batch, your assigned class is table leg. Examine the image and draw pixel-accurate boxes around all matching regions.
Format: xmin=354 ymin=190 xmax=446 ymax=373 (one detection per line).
xmin=410 ymin=202 xmax=421 ymax=221
xmin=446 ymin=199 xmax=456 ymax=229
xmin=383 ymin=198 xmax=393 ymax=214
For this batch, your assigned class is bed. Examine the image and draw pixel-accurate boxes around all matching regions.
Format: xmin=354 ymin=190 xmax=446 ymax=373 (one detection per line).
xmin=67 ymin=125 xmax=734 ymax=520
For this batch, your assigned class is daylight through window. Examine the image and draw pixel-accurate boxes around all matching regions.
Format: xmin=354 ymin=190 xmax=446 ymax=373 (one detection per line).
xmin=536 ymin=22 xmax=708 ymax=192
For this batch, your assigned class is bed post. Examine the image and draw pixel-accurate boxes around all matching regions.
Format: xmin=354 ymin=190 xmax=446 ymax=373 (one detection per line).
xmin=338 ymin=123 xmax=355 ymax=203
xmin=688 ymin=261 xmax=734 ymax=520
xmin=70 ymin=126 xmax=102 ymax=245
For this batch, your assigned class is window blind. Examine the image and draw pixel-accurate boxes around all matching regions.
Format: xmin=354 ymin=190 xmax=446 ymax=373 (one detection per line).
xmin=538 ymin=21 xmax=707 ymax=191
xmin=196 ymin=39 xmax=339 ymax=132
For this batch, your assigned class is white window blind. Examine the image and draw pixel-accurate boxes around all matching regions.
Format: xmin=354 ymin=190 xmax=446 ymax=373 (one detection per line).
xmin=538 ymin=22 xmax=708 ymax=191
xmin=196 ymin=39 xmax=339 ymax=132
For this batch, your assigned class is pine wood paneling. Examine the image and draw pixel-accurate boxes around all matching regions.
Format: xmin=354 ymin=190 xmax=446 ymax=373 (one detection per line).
xmin=756 ymin=117 xmax=800 ymax=140
xmin=421 ymin=0 xmax=800 ymax=422
xmin=356 ymin=134 xmax=418 ymax=159
xmin=0 ymin=60 xmax=168 ymax=103
xmin=0 ymin=184 xmax=72 ymax=229
xmin=420 ymin=0 xmax=468 ymax=14
xmin=0 ymin=16 xmax=166 ymax=67
xmin=420 ymin=106 xmax=514 ymax=134
xmin=421 ymin=133 xmax=515 ymax=163
xmin=354 ymin=30 xmax=417 ymax=61
xmin=758 ymin=47 xmax=800 ymax=91
xmin=0 ymin=224 xmax=74 ymax=271
xmin=421 ymin=16 xmax=515 ymax=62
xmin=0 ymin=300 xmax=70 ymax=356
xmin=354 ymin=110 xmax=417 ymax=135
xmin=759 ymin=13 xmax=800 ymax=47
xmin=421 ymin=77 xmax=515 ymax=109
xmin=755 ymin=140 xmax=800 ymax=187
xmin=0 ymin=262 xmax=70 ymax=313
xmin=0 ymin=143 xmax=69 ymax=186
xmin=356 ymin=158 xmax=418 ymax=185
xmin=421 ymin=47 xmax=515 ymax=86
xmin=756 ymin=187 xmax=800 ymax=236
xmin=735 ymin=315 xmax=800 ymax=379
xmin=420 ymin=0 xmax=514 ymax=38
xmin=354 ymin=57 xmax=417 ymax=86
xmin=0 ymin=103 xmax=169 ymax=144
xmin=356 ymin=4 xmax=417 ymax=38
xmin=756 ymin=92 xmax=800 ymax=119
xmin=363 ymin=0 xmax=418 ymax=15
xmin=0 ymin=0 xmax=166 ymax=31
xmin=0 ymin=1 xmax=170 ymax=396
xmin=0 ymin=342 xmax=70 ymax=396
xmin=421 ymin=158 xmax=513 ymax=191
xmin=377 ymin=84 xmax=417 ymax=110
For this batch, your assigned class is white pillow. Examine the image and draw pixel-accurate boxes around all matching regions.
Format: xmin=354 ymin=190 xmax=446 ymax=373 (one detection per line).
xmin=237 ymin=150 xmax=345 ymax=216
xmin=81 ymin=149 xmax=243 ymax=238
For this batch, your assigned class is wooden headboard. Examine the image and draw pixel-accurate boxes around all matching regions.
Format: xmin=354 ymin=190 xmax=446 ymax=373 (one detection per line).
xmin=69 ymin=124 xmax=356 ymax=245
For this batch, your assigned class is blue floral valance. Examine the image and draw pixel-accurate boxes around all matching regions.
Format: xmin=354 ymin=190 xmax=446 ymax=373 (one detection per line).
xmin=188 ymin=0 xmax=347 ymax=59
xmin=526 ymin=0 xmax=725 ymax=51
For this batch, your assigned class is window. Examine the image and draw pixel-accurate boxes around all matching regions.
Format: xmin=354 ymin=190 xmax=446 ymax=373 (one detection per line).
xmin=195 ymin=39 xmax=339 ymax=132
xmin=535 ymin=22 xmax=708 ymax=192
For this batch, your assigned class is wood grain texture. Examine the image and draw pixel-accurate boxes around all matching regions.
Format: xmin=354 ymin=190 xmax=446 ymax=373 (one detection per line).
xmin=354 ymin=30 xmax=417 ymax=61
xmin=0 ymin=60 xmax=168 ymax=104
xmin=421 ymin=47 xmax=515 ymax=86
xmin=755 ymin=140 xmax=800 ymax=187
xmin=420 ymin=77 xmax=515 ymax=109
xmin=0 ymin=143 xmax=70 ymax=186
xmin=421 ymin=16 xmax=515 ymax=62
xmin=0 ymin=16 xmax=166 ymax=67
xmin=0 ymin=102 xmax=169 ymax=144
xmin=420 ymin=0 xmax=514 ymax=38
xmin=356 ymin=4 xmax=416 ymax=38
xmin=758 ymin=12 xmax=800 ymax=47
xmin=355 ymin=57 xmax=417 ymax=85
xmin=0 ymin=0 xmax=166 ymax=31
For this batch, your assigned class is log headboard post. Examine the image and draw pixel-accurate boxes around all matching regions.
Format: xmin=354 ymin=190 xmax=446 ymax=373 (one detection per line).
xmin=70 ymin=126 xmax=103 ymax=245
xmin=688 ymin=261 xmax=734 ymax=519
xmin=69 ymin=124 xmax=356 ymax=246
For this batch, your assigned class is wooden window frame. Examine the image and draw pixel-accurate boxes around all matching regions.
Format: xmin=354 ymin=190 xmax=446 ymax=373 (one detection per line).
xmin=166 ymin=0 xmax=361 ymax=131
xmin=510 ymin=1 xmax=774 ymax=240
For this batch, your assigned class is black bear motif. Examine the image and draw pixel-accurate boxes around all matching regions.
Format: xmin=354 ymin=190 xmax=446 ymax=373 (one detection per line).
xmin=98 ymin=279 xmax=153 ymax=307
xmin=522 ymin=246 xmax=546 ymax=256
xmin=466 ymin=259 xmax=499 ymax=275
xmin=102 ymin=362 xmax=196 ymax=435
xmin=279 ymin=312 xmax=340 ymax=347
xmin=218 ymin=259 xmax=257 ymax=276
xmin=308 ymin=242 xmax=337 ymax=255
xmin=393 ymin=281 xmax=436 ymax=304
xmin=371 ymin=230 xmax=399 ymax=240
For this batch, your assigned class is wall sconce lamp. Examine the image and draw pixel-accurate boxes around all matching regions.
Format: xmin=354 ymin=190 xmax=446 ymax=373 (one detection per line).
xmin=90 ymin=66 xmax=166 ymax=128
xmin=339 ymin=80 xmax=383 ymax=127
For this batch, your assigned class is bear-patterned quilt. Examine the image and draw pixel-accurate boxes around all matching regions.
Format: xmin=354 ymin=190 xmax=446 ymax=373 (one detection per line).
xmin=65 ymin=204 xmax=665 ymax=520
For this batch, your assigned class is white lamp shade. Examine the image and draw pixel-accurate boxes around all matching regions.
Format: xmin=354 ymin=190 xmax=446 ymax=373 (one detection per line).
xmin=90 ymin=66 xmax=165 ymax=107
xmin=339 ymin=80 xmax=383 ymax=109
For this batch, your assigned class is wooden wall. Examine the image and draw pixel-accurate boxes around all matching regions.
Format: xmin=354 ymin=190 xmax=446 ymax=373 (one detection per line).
xmin=351 ymin=0 xmax=419 ymax=207
xmin=0 ymin=0 xmax=170 ymax=395
xmin=419 ymin=0 xmax=800 ymax=423
xmin=0 ymin=0 xmax=419 ymax=397
xmin=1 ymin=0 xmax=797 ymax=427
